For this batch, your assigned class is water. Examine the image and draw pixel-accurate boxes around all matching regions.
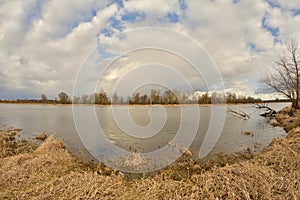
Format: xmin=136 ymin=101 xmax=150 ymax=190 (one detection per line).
xmin=0 ymin=103 xmax=288 ymax=163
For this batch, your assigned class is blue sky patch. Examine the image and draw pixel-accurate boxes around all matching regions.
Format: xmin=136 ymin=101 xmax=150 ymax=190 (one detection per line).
xmin=110 ymin=18 xmax=123 ymax=30
xmin=101 ymin=28 xmax=114 ymax=37
xmin=261 ymin=15 xmax=279 ymax=37
xmin=292 ymin=9 xmax=300 ymax=16
xmin=100 ymin=17 xmax=123 ymax=37
xmin=274 ymin=38 xmax=282 ymax=44
xmin=24 ymin=1 xmax=43 ymax=27
xmin=248 ymin=42 xmax=256 ymax=50
xmin=96 ymin=45 xmax=116 ymax=61
xmin=264 ymin=0 xmax=281 ymax=9
xmin=179 ymin=0 xmax=188 ymax=10
xmin=167 ymin=12 xmax=179 ymax=23
xmin=121 ymin=12 xmax=145 ymax=23
xmin=116 ymin=0 xmax=124 ymax=8
xmin=248 ymin=42 xmax=265 ymax=52
xmin=232 ymin=0 xmax=240 ymax=4
xmin=71 ymin=21 xmax=81 ymax=29
xmin=71 ymin=9 xmax=99 ymax=30
xmin=91 ymin=9 xmax=98 ymax=17
xmin=108 ymin=0 xmax=124 ymax=9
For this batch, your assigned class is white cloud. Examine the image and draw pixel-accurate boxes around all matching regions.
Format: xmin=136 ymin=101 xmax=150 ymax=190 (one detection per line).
xmin=123 ymin=0 xmax=177 ymax=16
xmin=0 ymin=0 xmax=114 ymax=98
xmin=264 ymin=7 xmax=291 ymax=28
xmin=275 ymin=0 xmax=300 ymax=10
xmin=1 ymin=0 xmax=300 ymax=99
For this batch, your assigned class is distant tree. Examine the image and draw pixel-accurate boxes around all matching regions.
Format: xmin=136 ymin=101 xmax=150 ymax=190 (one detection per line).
xmin=112 ymin=92 xmax=119 ymax=104
xmin=58 ymin=92 xmax=71 ymax=104
xmin=226 ymin=92 xmax=237 ymax=103
xmin=261 ymin=40 xmax=300 ymax=108
xmin=81 ymin=95 xmax=89 ymax=104
xmin=139 ymin=94 xmax=148 ymax=104
xmin=211 ymin=92 xmax=218 ymax=103
xmin=133 ymin=92 xmax=140 ymax=104
xmin=198 ymin=92 xmax=211 ymax=104
xmin=150 ymin=90 xmax=156 ymax=104
xmin=94 ymin=90 xmax=110 ymax=105
xmin=150 ymin=89 xmax=161 ymax=104
xmin=119 ymin=96 xmax=125 ymax=104
xmin=72 ymin=96 xmax=80 ymax=104
xmin=126 ymin=96 xmax=131 ymax=104
xmin=181 ymin=93 xmax=189 ymax=104
xmin=163 ymin=90 xmax=179 ymax=104
xmin=41 ymin=94 xmax=47 ymax=103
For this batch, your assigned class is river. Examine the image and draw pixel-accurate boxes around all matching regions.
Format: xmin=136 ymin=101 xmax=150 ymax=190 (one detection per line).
xmin=0 ymin=103 xmax=288 ymax=165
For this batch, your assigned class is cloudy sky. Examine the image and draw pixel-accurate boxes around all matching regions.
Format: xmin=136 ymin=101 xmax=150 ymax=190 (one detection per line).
xmin=1 ymin=0 xmax=300 ymax=100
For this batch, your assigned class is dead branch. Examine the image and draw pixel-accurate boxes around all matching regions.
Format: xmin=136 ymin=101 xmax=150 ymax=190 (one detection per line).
xmin=227 ymin=108 xmax=250 ymax=120
xmin=260 ymin=40 xmax=300 ymax=108
xmin=253 ymin=103 xmax=277 ymax=117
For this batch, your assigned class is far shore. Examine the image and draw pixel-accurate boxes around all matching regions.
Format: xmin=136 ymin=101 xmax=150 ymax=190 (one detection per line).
xmin=0 ymin=101 xmax=290 ymax=107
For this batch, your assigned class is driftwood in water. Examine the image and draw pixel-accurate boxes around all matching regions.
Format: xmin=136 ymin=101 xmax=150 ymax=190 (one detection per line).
xmin=227 ymin=108 xmax=250 ymax=120
xmin=253 ymin=103 xmax=277 ymax=117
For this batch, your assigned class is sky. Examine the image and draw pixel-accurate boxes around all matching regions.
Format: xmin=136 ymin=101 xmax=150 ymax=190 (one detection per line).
xmin=1 ymin=0 xmax=300 ymax=100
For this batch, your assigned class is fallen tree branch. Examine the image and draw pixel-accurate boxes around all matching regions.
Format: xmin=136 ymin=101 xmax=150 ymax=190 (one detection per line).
xmin=253 ymin=103 xmax=277 ymax=117
xmin=227 ymin=108 xmax=250 ymax=120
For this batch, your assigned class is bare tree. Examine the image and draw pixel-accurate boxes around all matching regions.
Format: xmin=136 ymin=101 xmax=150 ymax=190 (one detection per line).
xmin=133 ymin=92 xmax=140 ymax=104
xmin=261 ymin=40 xmax=300 ymax=108
xmin=41 ymin=94 xmax=47 ymax=103
xmin=58 ymin=92 xmax=71 ymax=104
xmin=94 ymin=90 xmax=110 ymax=105
xmin=112 ymin=92 xmax=119 ymax=104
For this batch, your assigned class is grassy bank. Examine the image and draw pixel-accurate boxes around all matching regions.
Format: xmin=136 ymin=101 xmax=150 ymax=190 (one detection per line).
xmin=0 ymin=107 xmax=299 ymax=199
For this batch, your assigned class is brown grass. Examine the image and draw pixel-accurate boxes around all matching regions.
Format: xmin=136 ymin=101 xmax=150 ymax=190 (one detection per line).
xmin=241 ymin=131 xmax=253 ymax=136
xmin=275 ymin=106 xmax=300 ymax=131
xmin=0 ymin=130 xmax=35 ymax=158
xmin=0 ymin=109 xmax=299 ymax=199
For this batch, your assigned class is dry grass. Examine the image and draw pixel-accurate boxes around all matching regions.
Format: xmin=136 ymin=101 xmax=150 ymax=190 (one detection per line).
xmin=0 ymin=109 xmax=299 ymax=199
xmin=270 ymin=118 xmax=280 ymax=126
xmin=0 ymin=130 xmax=35 ymax=158
xmin=275 ymin=106 xmax=300 ymax=131
xmin=241 ymin=131 xmax=253 ymax=136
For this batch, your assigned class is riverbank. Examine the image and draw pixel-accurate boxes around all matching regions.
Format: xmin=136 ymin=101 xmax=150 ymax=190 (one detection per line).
xmin=0 ymin=107 xmax=299 ymax=199
xmin=0 ymin=101 xmax=289 ymax=107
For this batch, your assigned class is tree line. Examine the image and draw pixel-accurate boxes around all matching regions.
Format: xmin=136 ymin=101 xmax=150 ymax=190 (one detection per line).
xmin=71 ymin=90 xmax=263 ymax=105
xmin=0 ymin=90 xmax=265 ymax=105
